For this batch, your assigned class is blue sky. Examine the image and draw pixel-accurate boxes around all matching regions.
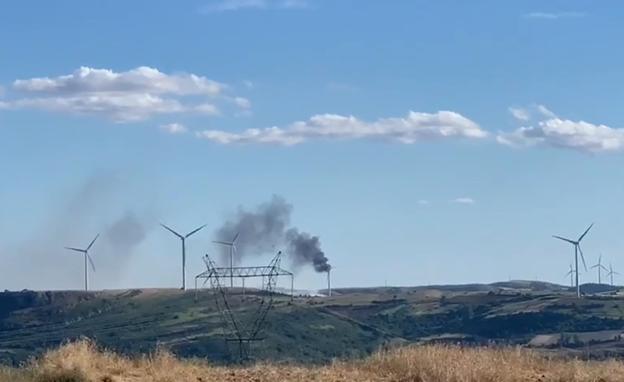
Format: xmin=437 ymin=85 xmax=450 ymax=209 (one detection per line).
xmin=1 ymin=0 xmax=624 ymax=291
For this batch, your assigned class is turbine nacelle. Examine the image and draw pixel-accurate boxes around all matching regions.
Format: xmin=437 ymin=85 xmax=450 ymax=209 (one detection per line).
xmin=213 ymin=232 xmax=240 ymax=288
xmin=161 ymin=222 xmax=207 ymax=290
xmin=64 ymin=233 xmax=99 ymax=291
xmin=553 ymin=223 xmax=594 ymax=297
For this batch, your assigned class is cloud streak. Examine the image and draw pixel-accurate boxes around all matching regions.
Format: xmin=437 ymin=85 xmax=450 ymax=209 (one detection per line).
xmin=524 ymin=11 xmax=586 ymax=20
xmin=1 ymin=67 xmax=246 ymax=122
xmin=196 ymin=110 xmax=487 ymax=146
xmin=500 ymin=105 xmax=624 ymax=153
xmin=160 ymin=123 xmax=188 ymax=135
xmin=451 ymin=197 xmax=475 ymax=205
xmin=201 ymin=0 xmax=308 ymax=12
xmin=498 ymin=117 xmax=624 ymax=153
xmin=508 ymin=104 xmax=556 ymax=122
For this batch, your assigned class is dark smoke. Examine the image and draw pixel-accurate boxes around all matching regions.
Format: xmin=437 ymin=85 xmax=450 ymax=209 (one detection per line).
xmin=104 ymin=211 xmax=148 ymax=254
xmin=215 ymin=195 xmax=331 ymax=272
xmin=4 ymin=172 xmax=155 ymax=290
xmin=285 ymin=228 xmax=331 ymax=272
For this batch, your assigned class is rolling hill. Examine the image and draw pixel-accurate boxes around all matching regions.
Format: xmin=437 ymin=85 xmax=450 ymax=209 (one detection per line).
xmin=1 ymin=282 xmax=623 ymax=365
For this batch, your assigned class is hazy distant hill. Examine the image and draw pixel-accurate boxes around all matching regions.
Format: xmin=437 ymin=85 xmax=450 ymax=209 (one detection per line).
xmin=1 ymin=281 xmax=623 ymax=365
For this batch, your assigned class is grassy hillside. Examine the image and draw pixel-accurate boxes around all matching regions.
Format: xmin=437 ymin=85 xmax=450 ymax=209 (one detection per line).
xmin=2 ymin=340 xmax=624 ymax=382
xmin=1 ymin=283 xmax=624 ymax=365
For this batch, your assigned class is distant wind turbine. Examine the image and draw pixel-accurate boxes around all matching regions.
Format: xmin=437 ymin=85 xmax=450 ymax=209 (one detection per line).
xmin=161 ymin=223 xmax=206 ymax=290
xmin=606 ymin=263 xmax=620 ymax=286
xmin=65 ymin=234 xmax=99 ymax=292
xmin=213 ymin=232 xmax=239 ymax=288
xmin=553 ymin=223 xmax=593 ymax=298
xmin=590 ymin=254 xmax=608 ymax=284
xmin=564 ymin=264 xmax=574 ymax=288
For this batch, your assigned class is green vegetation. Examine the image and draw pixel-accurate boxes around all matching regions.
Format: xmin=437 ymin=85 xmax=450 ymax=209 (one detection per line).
xmin=1 ymin=281 xmax=623 ymax=365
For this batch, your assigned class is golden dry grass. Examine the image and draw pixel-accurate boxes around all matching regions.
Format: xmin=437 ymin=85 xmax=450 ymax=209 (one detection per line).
xmin=1 ymin=340 xmax=624 ymax=382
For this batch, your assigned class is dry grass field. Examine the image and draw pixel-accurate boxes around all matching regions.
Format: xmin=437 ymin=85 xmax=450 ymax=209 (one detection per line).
xmin=1 ymin=340 xmax=624 ymax=382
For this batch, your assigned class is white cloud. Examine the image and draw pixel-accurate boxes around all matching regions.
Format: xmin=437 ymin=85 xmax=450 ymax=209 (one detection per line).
xmin=201 ymin=0 xmax=307 ymax=12
xmin=508 ymin=104 xmax=557 ymax=122
xmin=160 ymin=123 xmax=188 ymax=135
xmin=195 ymin=103 xmax=221 ymax=115
xmin=509 ymin=107 xmax=530 ymax=121
xmin=196 ymin=110 xmax=487 ymax=146
xmin=536 ymin=104 xmax=557 ymax=118
xmin=233 ymin=97 xmax=251 ymax=110
xmin=13 ymin=67 xmax=222 ymax=96
xmin=1 ymin=67 xmax=240 ymax=122
xmin=524 ymin=11 xmax=585 ymax=20
xmin=417 ymin=200 xmax=430 ymax=206
xmin=451 ymin=197 xmax=475 ymax=205
xmin=10 ymin=94 xmax=184 ymax=122
xmin=498 ymin=117 xmax=624 ymax=153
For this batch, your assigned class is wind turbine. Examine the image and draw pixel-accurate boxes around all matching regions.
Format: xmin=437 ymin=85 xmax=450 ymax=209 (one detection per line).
xmin=553 ymin=223 xmax=593 ymax=298
xmin=213 ymin=232 xmax=239 ymax=288
xmin=606 ymin=263 xmax=620 ymax=286
xmin=590 ymin=254 xmax=608 ymax=284
xmin=65 ymin=234 xmax=99 ymax=292
xmin=564 ymin=263 xmax=574 ymax=288
xmin=161 ymin=223 xmax=206 ymax=290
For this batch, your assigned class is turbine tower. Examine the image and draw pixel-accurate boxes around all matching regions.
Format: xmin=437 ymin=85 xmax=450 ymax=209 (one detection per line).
xmin=213 ymin=232 xmax=239 ymax=288
xmin=553 ymin=223 xmax=593 ymax=298
xmin=65 ymin=234 xmax=99 ymax=292
xmin=161 ymin=223 xmax=206 ymax=290
xmin=590 ymin=254 xmax=608 ymax=284
xmin=564 ymin=263 xmax=574 ymax=288
xmin=606 ymin=263 xmax=620 ymax=286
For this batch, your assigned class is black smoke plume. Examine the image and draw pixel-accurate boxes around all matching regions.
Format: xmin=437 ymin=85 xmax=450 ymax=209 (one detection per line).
xmin=215 ymin=195 xmax=331 ymax=272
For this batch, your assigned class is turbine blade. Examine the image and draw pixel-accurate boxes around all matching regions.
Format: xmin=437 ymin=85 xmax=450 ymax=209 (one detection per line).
xmin=161 ymin=223 xmax=183 ymax=239
xmin=185 ymin=224 xmax=207 ymax=239
xmin=578 ymin=245 xmax=588 ymax=272
xmin=86 ymin=234 xmax=100 ymax=251
xmin=65 ymin=247 xmax=86 ymax=253
xmin=552 ymin=235 xmax=577 ymax=245
xmin=212 ymin=240 xmax=233 ymax=246
xmin=232 ymin=232 xmax=240 ymax=243
xmin=601 ymin=265 xmax=609 ymax=272
xmin=87 ymin=254 xmax=96 ymax=273
xmin=590 ymin=264 xmax=599 ymax=269
xmin=578 ymin=223 xmax=594 ymax=242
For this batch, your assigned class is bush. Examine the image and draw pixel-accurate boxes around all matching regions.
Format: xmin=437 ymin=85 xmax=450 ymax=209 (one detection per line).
xmin=35 ymin=369 xmax=86 ymax=382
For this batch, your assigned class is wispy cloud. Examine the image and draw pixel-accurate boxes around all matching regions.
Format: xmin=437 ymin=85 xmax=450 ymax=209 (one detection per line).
xmin=417 ymin=200 xmax=430 ymax=206
xmin=509 ymin=107 xmax=530 ymax=122
xmin=508 ymin=104 xmax=557 ymax=122
xmin=196 ymin=110 xmax=487 ymax=146
xmin=233 ymin=97 xmax=251 ymax=110
xmin=499 ymin=106 xmax=624 ymax=153
xmin=160 ymin=123 xmax=188 ymax=135
xmin=451 ymin=197 xmax=475 ymax=205
xmin=1 ymin=67 xmax=245 ymax=122
xmin=524 ymin=11 xmax=586 ymax=20
xmin=200 ymin=0 xmax=308 ymax=13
